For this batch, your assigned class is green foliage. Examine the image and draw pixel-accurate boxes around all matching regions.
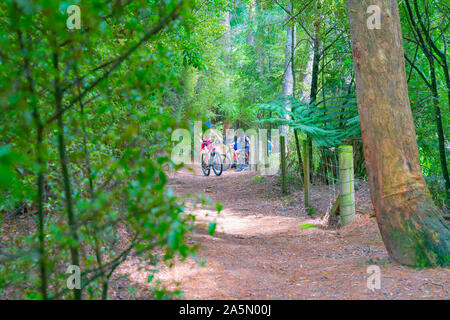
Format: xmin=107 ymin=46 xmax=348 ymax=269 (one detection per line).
xmin=252 ymin=175 xmax=266 ymax=184
xmin=0 ymin=0 xmax=225 ymax=299
xmin=399 ymin=0 xmax=449 ymax=206
xmin=0 ymin=0 xmax=448 ymax=299
xmin=301 ymin=223 xmax=316 ymax=230
xmin=208 ymin=222 xmax=217 ymax=235
xmin=258 ymin=94 xmax=360 ymax=147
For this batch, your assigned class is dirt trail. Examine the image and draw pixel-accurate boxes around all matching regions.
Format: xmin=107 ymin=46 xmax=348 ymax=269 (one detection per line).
xmin=121 ymin=166 xmax=449 ymax=300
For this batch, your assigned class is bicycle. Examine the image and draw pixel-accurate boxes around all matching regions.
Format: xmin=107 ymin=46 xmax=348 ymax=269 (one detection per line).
xmin=201 ymin=140 xmax=223 ymax=176
xmin=234 ymin=147 xmax=248 ymax=171
xmin=221 ymin=143 xmax=233 ymax=171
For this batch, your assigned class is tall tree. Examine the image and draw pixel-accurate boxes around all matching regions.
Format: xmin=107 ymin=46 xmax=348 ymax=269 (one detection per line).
xmin=346 ymin=0 xmax=449 ymax=266
xmin=222 ymin=11 xmax=232 ymax=139
xmin=280 ymin=2 xmax=296 ymax=194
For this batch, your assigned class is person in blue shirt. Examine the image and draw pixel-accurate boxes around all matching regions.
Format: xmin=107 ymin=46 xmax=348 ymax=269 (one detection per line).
xmin=236 ymin=133 xmax=250 ymax=172
xmin=243 ymin=134 xmax=250 ymax=165
xmin=230 ymin=135 xmax=239 ymax=168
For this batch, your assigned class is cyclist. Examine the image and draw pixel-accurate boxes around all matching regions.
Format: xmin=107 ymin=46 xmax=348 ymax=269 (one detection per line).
xmin=244 ymin=133 xmax=250 ymax=167
xmin=235 ymin=132 xmax=250 ymax=172
xmin=230 ymin=135 xmax=239 ymax=169
xmin=199 ymin=121 xmax=221 ymax=167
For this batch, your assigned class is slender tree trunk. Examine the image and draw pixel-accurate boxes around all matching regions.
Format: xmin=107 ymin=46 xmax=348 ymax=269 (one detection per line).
xmin=346 ymin=0 xmax=449 ymax=266
xmin=222 ymin=11 xmax=232 ymax=130
xmin=296 ymin=38 xmax=314 ymax=181
xmin=300 ymin=45 xmax=314 ymax=103
xmin=19 ymin=29 xmax=48 ymax=299
xmin=222 ymin=11 xmax=232 ymax=89
xmin=409 ymin=0 xmax=450 ymax=113
xmin=429 ymin=60 xmax=450 ymax=206
xmin=53 ymin=52 xmax=82 ymax=297
xmin=309 ymin=39 xmax=320 ymax=105
xmin=246 ymin=0 xmax=256 ymax=46
xmin=403 ymin=0 xmax=449 ymax=204
xmin=73 ymin=65 xmax=110 ymax=299
xmin=290 ymin=14 xmax=303 ymax=180
xmin=308 ymin=26 xmax=320 ymax=174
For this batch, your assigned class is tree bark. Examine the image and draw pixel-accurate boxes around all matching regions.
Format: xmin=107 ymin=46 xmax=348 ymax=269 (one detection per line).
xmin=246 ymin=0 xmax=256 ymax=46
xmin=53 ymin=51 xmax=82 ymax=297
xmin=308 ymin=24 xmax=321 ymax=173
xmin=18 ymin=28 xmax=48 ymax=299
xmin=222 ymin=12 xmax=232 ymax=87
xmin=280 ymin=5 xmax=296 ymax=194
xmin=346 ymin=0 xmax=449 ymax=267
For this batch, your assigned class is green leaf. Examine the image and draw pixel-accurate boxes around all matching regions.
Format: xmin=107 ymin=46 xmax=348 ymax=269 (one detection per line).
xmin=301 ymin=223 xmax=317 ymax=230
xmin=208 ymin=222 xmax=216 ymax=235
xmin=215 ymin=202 xmax=223 ymax=213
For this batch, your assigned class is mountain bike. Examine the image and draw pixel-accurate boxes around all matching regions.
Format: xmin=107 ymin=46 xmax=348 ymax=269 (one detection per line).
xmin=234 ymin=147 xmax=248 ymax=171
xmin=201 ymin=140 xmax=223 ymax=176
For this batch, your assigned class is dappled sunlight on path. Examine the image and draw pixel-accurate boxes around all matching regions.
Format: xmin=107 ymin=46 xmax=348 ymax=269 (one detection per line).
xmin=119 ymin=165 xmax=449 ymax=300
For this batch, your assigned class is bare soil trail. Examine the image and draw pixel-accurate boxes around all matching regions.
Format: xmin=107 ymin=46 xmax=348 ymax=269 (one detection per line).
xmin=120 ymin=165 xmax=449 ymax=300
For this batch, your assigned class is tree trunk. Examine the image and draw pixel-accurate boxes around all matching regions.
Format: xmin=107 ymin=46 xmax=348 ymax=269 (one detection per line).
xmin=282 ymin=12 xmax=296 ymax=102
xmin=53 ymin=52 xmax=82 ymax=297
xmin=429 ymin=60 xmax=450 ymax=207
xmin=246 ymin=0 xmax=256 ymax=46
xmin=222 ymin=12 xmax=232 ymax=88
xmin=346 ymin=0 xmax=449 ymax=267
xmin=308 ymin=27 xmax=320 ymax=174
xmin=247 ymin=1 xmax=264 ymax=82
xmin=280 ymin=7 xmax=296 ymax=194
xmin=290 ymin=16 xmax=302 ymax=180
xmin=300 ymin=45 xmax=314 ymax=103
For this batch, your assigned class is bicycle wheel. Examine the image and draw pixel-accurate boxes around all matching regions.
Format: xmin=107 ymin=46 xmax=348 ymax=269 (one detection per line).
xmin=237 ymin=149 xmax=246 ymax=166
xmin=201 ymin=154 xmax=210 ymax=176
xmin=212 ymin=152 xmax=223 ymax=176
xmin=222 ymin=153 xmax=231 ymax=171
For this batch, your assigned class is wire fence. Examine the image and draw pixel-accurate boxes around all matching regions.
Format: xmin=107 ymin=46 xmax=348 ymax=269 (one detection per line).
xmin=302 ymin=142 xmax=355 ymax=226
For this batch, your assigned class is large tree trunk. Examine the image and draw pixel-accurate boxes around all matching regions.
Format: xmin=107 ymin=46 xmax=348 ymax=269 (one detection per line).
xmin=280 ymin=7 xmax=296 ymax=194
xmin=282 ymin=20 xmax=295 ymax=101
xmin=346 ymin=0 xmax=449 ymax=267
xmin=247 ymin=1 xmax=264 ymax=80
xmin=246 ymin=0 xmax=256 ymax=47
xmin=222 ymin=12 xmax=232 ymax=88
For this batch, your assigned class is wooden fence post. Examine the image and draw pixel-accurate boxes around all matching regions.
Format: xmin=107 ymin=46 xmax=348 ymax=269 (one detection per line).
xmin=339 ymin=145 xmax=355 ymax=226
xmin=302 ymin=140 xmax=310 ymax=207
xmin=280 ymin=135 xmax=287 ymax=194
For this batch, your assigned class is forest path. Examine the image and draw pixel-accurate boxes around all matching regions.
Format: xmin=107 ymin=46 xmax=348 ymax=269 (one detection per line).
xmin=121 ymin=166 xmax=449 ymax=299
